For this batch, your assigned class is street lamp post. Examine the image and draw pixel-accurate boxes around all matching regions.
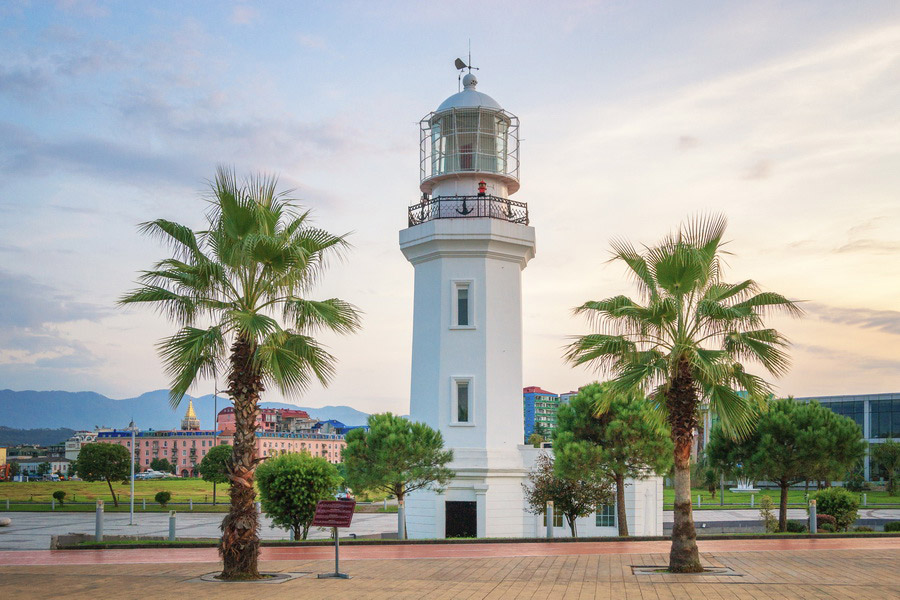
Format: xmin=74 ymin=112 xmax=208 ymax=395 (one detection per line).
xmin=128 ymin=420 xmax=137 ymax=526
xmin=212 ymin=385 xmax=227 ymax=505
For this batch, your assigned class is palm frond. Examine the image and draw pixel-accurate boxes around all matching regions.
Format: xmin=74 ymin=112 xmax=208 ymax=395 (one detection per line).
xmin=284 ymin=298 xmax=362 ymax=335
xmin=119 ymin=285 xmax=199 ymax=325
xmin=255 ymin=330 xmax=336 ymax=395
xmin=157 ymin=326 xmax=224 ymax=406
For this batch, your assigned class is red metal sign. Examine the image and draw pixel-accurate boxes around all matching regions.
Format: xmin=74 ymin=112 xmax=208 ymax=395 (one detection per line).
xmin=312 ymin=500 xmax=356 ymax=528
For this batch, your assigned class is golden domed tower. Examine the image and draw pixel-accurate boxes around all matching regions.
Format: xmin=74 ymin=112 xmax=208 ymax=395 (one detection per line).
xmin=181 ymin=399 xmax=201 ymax=431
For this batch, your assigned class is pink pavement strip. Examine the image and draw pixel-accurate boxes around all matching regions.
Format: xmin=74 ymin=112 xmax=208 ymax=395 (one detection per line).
xmin=1 ymin=536 xmax=897 ymax=566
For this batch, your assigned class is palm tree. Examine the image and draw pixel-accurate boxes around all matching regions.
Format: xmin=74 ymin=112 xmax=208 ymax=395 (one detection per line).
xmin=564 ymin=214 xmax=801 ymax=572
xmin=120 ymin=168 xmax=361 ymax=579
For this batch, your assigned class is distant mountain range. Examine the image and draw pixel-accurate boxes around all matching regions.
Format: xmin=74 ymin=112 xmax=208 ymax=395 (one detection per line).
xmin=0 ymin=426 xmax=76 ymax=447
xmin=0 ymin=389 xmax=371 ymax=432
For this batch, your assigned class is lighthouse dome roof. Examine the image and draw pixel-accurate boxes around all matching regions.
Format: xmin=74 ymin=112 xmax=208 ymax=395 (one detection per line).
xmin=436 ymin=73 xmax=503 ymax=112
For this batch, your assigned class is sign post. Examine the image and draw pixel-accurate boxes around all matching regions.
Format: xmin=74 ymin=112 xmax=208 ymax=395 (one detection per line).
xmin=312 ymin=500 xmax=356 ymax=579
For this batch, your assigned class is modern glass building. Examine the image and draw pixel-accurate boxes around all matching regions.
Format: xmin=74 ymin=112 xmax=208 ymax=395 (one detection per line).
xmin=796 ymin=392 xmax=900 ymax=480
xmin=523 ymin=386 xmax=562 ymax=442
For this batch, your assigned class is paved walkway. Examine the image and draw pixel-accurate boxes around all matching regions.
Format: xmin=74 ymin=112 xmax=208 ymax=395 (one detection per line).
xmin=0 ymin=538 xmax=896 ymax=599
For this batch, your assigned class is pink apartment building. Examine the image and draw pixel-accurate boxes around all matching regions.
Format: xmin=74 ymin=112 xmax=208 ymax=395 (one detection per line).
xmin=96 ymin=400 xmax=345 ymax=477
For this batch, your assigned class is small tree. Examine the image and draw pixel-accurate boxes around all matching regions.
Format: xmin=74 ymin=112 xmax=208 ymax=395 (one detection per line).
xmin=343 ymin=413 xmax=454 ymax=539
xmin=52 ymin=490 xmax=67 ymax=505
xmin=256 ymin=452 xmax=341 ymax=540
xmin=9 ymin=462 xmax=20 ymax=477
xmin=150 ymin=458 xmax=175 ymax=474
xmin=805 ymin=407 xmax=868 ymax=486
xmin=37 ymin=462 xmax=51 ymax=476
xmin=554 ymin=383 xmax=672 ymax=536
xmin=198 ymin=444 xmax=232 ymax=505
xmin=527 ymin=433 xmax=545 ymax=448
xmin=872 ymin=439 xmax=900 ymax=495
xmin=707 ymin=399 xmax=864 ymax=532
xmin=758 ymin=495 xmax=778 ymax=533
xmin=75 ymin=443 xmax=131 ymax=507
xmin=702 ymin=467 xmax=719 ymax=500
xmin=523 ymin=453 xmax=613 ymax=537
xmin=813 ymin=487 xmax=858 ymax=531
xmin=155 ymin=491 xmax=172 ymax=507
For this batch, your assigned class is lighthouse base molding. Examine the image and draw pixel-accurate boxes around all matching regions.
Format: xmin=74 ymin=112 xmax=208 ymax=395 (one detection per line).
xmin=405 ymin=446 xmax=664 ymax=539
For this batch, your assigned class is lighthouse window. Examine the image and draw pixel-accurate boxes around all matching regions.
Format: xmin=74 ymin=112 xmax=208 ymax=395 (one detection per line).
xmin=457 ymin=286 xmax=469 ymax=326
xmin=457 ymin=381 xmax=470 ymax=423
xmin=451 ymin=281 xmax=474 ymax=328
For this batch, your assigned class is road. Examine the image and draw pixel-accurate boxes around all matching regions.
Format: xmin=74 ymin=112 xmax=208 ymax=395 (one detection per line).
xmin=0 ymin=511 xmax=397 ymax=551
xmin=1 ymin=508 xmax=897 ymax=551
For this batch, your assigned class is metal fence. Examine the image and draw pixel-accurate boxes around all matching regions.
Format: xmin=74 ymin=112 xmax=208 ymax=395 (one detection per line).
xmin=408 ymin=195 xmax=529 ymax=227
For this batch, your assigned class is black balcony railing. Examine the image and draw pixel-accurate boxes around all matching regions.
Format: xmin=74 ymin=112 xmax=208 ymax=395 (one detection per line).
xmin=408 ymin=195 xmax=529 ymax=227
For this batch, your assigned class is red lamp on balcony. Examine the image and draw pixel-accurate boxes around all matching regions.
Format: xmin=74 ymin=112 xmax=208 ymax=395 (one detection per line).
xmin=477 ymin=180 xmax=486 ymax=196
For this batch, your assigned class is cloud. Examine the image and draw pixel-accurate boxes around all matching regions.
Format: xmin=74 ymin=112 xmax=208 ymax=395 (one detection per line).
xmin=795 ymin=343 xmax=900 ymax=373
xmin=0 ymin=270 xmax=109 ymax=329
xmin=807 ymin=302 xmax=900 ymax=336
xmin=835 ymin=239 xmax=900 ymax=254
xmin=678 ymin=135 xmax=700 ymax=150
xmin=742 ymin=158 xmax=772 ymax=180
xmin=55 ymin=0 xmax=109 ymax=18
xmin=0 ymin=122 xmax=203 ymax=186
xmin=230 ymin=5 xmax=259 ymax=25
xmin=297 ymin=34 xmax=327 ymax=50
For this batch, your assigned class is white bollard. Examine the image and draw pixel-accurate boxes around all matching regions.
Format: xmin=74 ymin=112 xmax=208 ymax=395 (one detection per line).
xmin=750 ymin=494 xmax=754 ymax=508
xmin=5 ymin=499 xmax=9 ymax=510
xmin=142 ymin=497 xmax=146 ymax=510
xmin=697 ymin=494 xmax=701 ymax=508
xmin=169 ymin=511 xmax=176 ymax=541
xmin=546 ymin=501 xmax=554 ymax=539
xmin=52 ymin=498 xmax=56 ymax=510
xmin=189 ymin=498 xmax=193 ymax=511
xmin=863 ymin=493 xmax=867 ymax=507
xmin=95 ymin=500 xmax=104 ymax=542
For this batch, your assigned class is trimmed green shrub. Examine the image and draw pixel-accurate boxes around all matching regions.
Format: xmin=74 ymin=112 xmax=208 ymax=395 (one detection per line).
xmin=52 ymin=490 xmax=66 ymax=505
xmin=786 ymin=520 xmax=807 ymax=533
xmin=853 ymin=526 xmax=874 ymax=532
xmin=819 ymin=522 xmax=835 ymax=532
xmin=256 ymin=452 xmax=341 ymax=540
xmin=884 ymin=521 xmax=900 ymax=532
xmin=155 ymin=491 xmax=172 ymax=507
xmin=817 ymin=513 xmax=837 ymax=528
xmin=813 ymin=487 xmax=859 ymax=531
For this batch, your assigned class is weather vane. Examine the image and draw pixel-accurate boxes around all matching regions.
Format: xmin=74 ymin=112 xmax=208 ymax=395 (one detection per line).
xmin=455 ymin=40 xmax=479 ymax=90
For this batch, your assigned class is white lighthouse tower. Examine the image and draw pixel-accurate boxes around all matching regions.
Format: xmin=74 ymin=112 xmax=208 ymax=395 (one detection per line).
xmin=400 ymin=69 xmax=536 ymax=539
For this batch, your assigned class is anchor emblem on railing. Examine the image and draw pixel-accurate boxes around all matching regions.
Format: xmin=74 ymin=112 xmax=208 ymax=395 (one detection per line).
xmin=456 ymin=198 xmax=474 ymax=215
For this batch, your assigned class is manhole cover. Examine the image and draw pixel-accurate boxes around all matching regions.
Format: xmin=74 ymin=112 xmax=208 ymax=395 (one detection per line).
xmin=194 ymin=572 xmax=311 ymax=584
xmin=631 ymin=565 xmax=741 ymax=576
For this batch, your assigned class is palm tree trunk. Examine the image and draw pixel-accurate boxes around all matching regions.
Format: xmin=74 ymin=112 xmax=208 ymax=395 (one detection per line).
xmin=219 ymin=335 xmax=263 ymax=580
xmin=667 ymin=357 xmax=703 ymax=573
xmin=616 ymin=473 xmax=628 ymax=536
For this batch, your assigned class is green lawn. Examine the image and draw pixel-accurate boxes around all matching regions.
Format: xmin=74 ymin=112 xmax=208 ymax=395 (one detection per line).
xmin=0 ymin=479 xmax=224 ymax=504
xmin=663 ymin=487 xmax=900 ymax=509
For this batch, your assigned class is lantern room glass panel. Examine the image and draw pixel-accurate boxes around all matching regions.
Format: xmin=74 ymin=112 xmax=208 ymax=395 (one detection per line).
xmin=425 ymin=108 xmax=512 ymax=178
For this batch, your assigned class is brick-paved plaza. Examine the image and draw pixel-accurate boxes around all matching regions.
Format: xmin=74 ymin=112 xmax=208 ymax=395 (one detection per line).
xmin=1 ymin=537 xmax=897 ymax=599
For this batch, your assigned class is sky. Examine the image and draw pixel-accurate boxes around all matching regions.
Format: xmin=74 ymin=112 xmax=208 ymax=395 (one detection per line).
xmin=1 ymin=0 xmax=899 ymax=415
